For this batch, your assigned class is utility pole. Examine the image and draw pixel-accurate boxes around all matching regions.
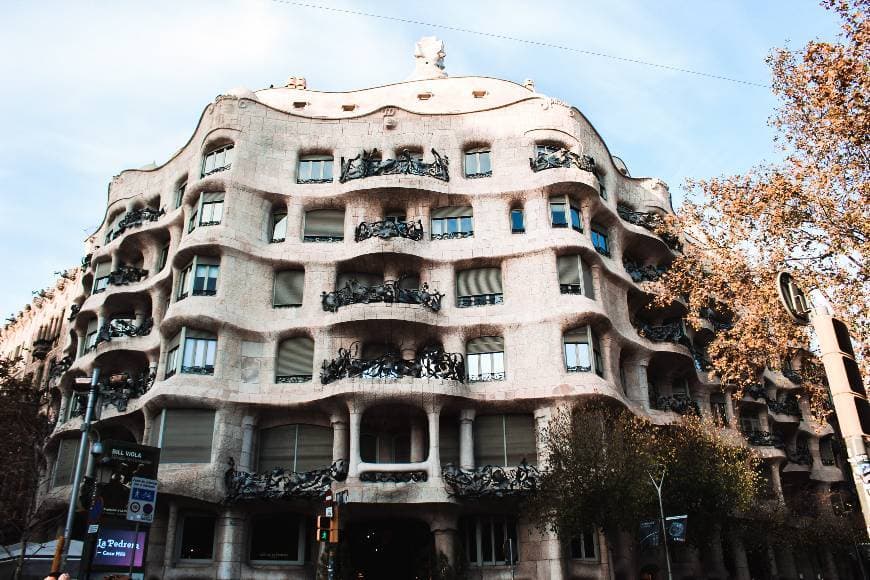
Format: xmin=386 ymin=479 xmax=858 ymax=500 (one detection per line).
xmin=648 ymin=466 xmax=673 ymax=580
xmin=51 ymin=368 xmax=100 ymax=574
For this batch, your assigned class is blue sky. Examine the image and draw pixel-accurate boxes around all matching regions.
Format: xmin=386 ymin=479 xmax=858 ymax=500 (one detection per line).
xmin=0 ymin=0 xmax=841 ymax=318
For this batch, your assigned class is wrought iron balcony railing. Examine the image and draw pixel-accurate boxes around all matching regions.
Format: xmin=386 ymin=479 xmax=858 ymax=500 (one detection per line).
xmin=457 ymin=294 xmax=503 ymax=308
xmin=303 ymin=235 xmax=343 ymax=243
xmin=49 ymin=356 xmax=73 ymax=379
xmin=95 ymin=318 xmax=153 ymax=346
xmin=566 ymin=364 xmax=592 ymax=373
xmin=468 ymin=371 xmax=506 ymax=383
xmin=275 ymin=374 xmax=313 ymax=384
xmin=100 ymin=368 xmax=156 ymax=412
xmin=442 ymin=461 xmax=540 ymax=499
xmin=656 ymin=395 xmax=701 ymax=416
xmin=699 ymin=307 xmax=734 ymax=331
xmin=108 ymin=266 xmax=149 ymax=286
xmin=743 ymin=430 xmax=786 ymax=449
xmin=112 ymin=207 xmax=165 ymax=240
xmin=81 ymin=254 xmax=92 ymax=269
xmin=617 ymin=204 xmax=682 ymax=251
xmin=224 ymin=458 xmax=348 ymax=502
xmin=743 ymin=383 xmax=768 ymax=401
xmin=529 ymin=148 xmax=596 ymax=173
xmin=560 ymin=284 xmax=584 ymax=295
xmin=782 ymin=369 xmax=804 ymax=384
xmin=360 ymin=471 xmax=428 ymax=483
xmin=787 ymin=446 xmax=813 ymax=466
xmin=31 ymin=338 xmax=56 ymax=360
xmin=354 ymin=219 xmax=424 ymax=242
xmin=181 ymin=365 xmax=214 ymax=375
xmin=339 ymin=148 xmax=449 ymax=183
xmin=692 ymin=347 xmax=713 ymax=372
xmin=623 ymin=260 xmax=667 ymax=283
xmin=322 ymin=277 xmax=443 ymax=313
xmin=768 ymin=396 xmax=801 ymax=417
xmin=68 ymin=304 xmax=80 ymax=321
xmin=320 ymin=344 xmax=464 ymax=385
xmin=431 ymin=230 xmax=473 ymax=240
xmin=636 ymin=320 xmax=691 ymax=348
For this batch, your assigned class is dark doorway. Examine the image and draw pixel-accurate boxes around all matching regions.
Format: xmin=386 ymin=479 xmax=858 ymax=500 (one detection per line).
xmin=345 ymin=519 xmax=434 ymax=580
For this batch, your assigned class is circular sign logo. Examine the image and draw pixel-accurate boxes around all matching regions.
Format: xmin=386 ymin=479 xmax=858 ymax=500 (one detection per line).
xmin=129 ymin=502 xmax=141 ymax=513
xmin=776 ymin=272 xmax=810 ymax=325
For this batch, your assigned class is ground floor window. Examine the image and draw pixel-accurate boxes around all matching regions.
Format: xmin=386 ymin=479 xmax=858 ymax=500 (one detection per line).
xmin=249 ymin=514 xmax=309 ymax=564
xmin=178 ymin=514 xmax=216 ymax=561
xmin=461 ymin=516 xmax=519 ymax=566
xmin=569 ymin=527 xmax=599 ymax=560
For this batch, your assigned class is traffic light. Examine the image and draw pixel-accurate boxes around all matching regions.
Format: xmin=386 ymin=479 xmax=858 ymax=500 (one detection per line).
xmin=316 ymin=516 xmax=332 ymax=542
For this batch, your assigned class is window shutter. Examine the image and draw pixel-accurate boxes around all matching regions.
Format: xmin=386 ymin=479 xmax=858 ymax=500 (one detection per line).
xmin=160 ymin=409 xmax=215 ymax=463
xmin=53 ymin=438 xmax=80 ymax=487
xmin=202 ymin=192 xmax=225 ymax=203
xmin=583 ymin=262 xmax=595 ymax=299
xmin=93 ymin=261 xmax=111 ymax=278
xmin=167 ymin=331 xmax=182 ymax=353
xmin=504 ymin=415 xmax=537 ymax=466
xmin=258 ymin=425 xmax=294 ymax=472
xmin=295 ymin=425 xmax=333 ymax=472
xmin=563 ymin=327 xmax=590 ymax=343
xmin=196 ymin=255 xmax=220 ymax=266
xmin=439 ymin=418 xmax=460 ymax=466
xmin=274 ymin=271 xmax=305 ymax=306
xmin=276 ymin=337 xmax=315 ymax=377
xmin=304 ymin=209 xmax=345 ymax=238
xmin=336 ymin=272 xmax=383 ymax=289
xmin=557 ymin=255 xmax=582 ymax=285
xmin=467 ymin=336 xmax=505 ymax=354
xmin=431 ymin=206 xmax=472 ymax=219
xmin=473 ymin=415 xmax=506 ymax=466
xmin=186 ymin=329 xmax=216 ymax=340
xmin=456 ymin=268 xmax=502 ymax=296
xmin=86 ymin=318 xmax=98 ymax=335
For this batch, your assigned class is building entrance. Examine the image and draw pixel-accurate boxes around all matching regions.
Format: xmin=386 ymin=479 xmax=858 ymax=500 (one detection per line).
xmin=345 ymin=519 xmax=434 ymax=580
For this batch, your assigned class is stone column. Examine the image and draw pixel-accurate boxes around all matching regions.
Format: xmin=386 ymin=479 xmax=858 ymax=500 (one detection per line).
xmin=634 ymin=356 xmax=652 ymax=410
xmin=459 ymin=409 xmax=475 ymax=470
xmin=430 ymin=512 xmax=460 ymax=565
xmin=348 ymin=408 xmax=362 ymax=478
xmin=769 ymin=461 xmax=785 ymax=502
xmin=724 ymin=389 xmax=736 ymax=427
xmin=58 ymin=392 xmax=70 ymax=424
xmin=163 ymin=500 xmax=178 ymax=569
xmin=215 ymin=507 xmax=244 ymax=580
xmin=729 ymin=535 xmax=751 ymax=580
xmin=238 ymin=414 xmax=257 ymax=473
xmin=775 ymin=545 xmax=799 ymax=580
xmin=534 ymin=406 xmax=552 ymax=469
xmin=427 ymin=406 xmax=441 ymax=480
xmin=331 ymin=414 xmax=349 ymax=464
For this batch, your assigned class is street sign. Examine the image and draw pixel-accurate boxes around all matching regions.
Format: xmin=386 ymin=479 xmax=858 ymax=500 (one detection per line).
xmin=127 ymin=477 xmax=158 ymax=523
xmin=665 ymin=515 xmax=688 ymax=543
xmin=639 ymin=520 xmax=659 ymax=548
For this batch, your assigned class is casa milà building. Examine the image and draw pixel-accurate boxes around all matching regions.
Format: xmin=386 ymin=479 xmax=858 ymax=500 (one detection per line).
xmin=9 ymin=37 xmax=856 ymax=580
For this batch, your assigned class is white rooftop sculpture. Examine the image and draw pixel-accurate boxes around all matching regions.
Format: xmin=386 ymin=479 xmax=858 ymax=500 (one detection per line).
xmin=407 ymin=36 xmax=447 ymax=81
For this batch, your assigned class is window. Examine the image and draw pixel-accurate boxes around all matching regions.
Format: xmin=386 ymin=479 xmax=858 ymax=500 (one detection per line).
xmin=165 ymin=345 xmax=179 ymax=379
xmin=155 ymin=409 xmax=216 ymax=463
xmin=710 ymin=393 xmax=727 ymax=424
xmin=439 ymin=417 xmax=460 ymax=467
xmin=464 ymin=148 xmax=491 ymax=178
xmin=249 ymin=514 xmax=308 ymax=564
xmin=461 ymin=516 xmax=519 ymax=566
xmin=52 ymin=438 xmax=81 ymax=487
xmin=178 ymin=514 xmax=216 ymax=560
xmin=563 ymin=327 xmax=604 ymax=377
xmin=273 ymin=270 xmax=305 ymax=307
xmin=474 ymin=414 xmax=536 ymax=467
xmin=467 ymin=337 xmax=505 ymax=382
xmin=739 ymin=413 xmax=760 ymax=434
xmin=549 ymin=195 xmax=582 ymax=232
xmin=557 ymin=254 xmax=595 ymax=297
xmin=336 ymin=272 xmax=383 ymax=291
xmin=174 ymin=180 xmax=186 ymax=209
xmin=92 ymin=261 xmax=111 ymax=294
xmin=456 ymin=267 xmax=503 ymax=307
xmin=177 ymin=257 xmax=219 ymax=300
xmin=182 ymin=332 xmax=217 ymax=375
xmin=510 ymin=208 xmax=525 ymax=233
xmin=591 ymin=223 xmax=610 ymax=257
xmin=820 ymin=436 xmax=837 ymax=466
xmin=303 ymin=209 xmax=345 ymax=242
xmin=569 ymin=527 xmax=599 ymax=560
xmin=177 ymin=264 xmax=190 ymax=300
xmin=596 ymin=173 xmax=607 ymax=200
xmin=270 ymin=210 xmax=288 ymax=243
xmin=275 ymin=337 xmax=315 ymax=382
xmin=157 ymin=243 xmax=169 ymax=272
xmin=431 ymin=206 xmax=473 ymax=240
xmin=535 ymin=144 xmax=561 ymax=157
xmin=83 ymin=318 xmax=98 ymax=354
xmin=257 ymin=424 xmax=332 ymax=472
xmin=201 ymin=143 xmax=234 ymax=177
xmin=199 ymin=193 xmax=224 ymax=226
xmin=297 ymin=154 xmax=334 ymax=184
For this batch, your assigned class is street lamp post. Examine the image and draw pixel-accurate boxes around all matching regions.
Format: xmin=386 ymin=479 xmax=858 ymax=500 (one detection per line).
xmin=648 ymin=466 xmax=673 ymax=580
xmin=50 ymin=368 xmax=100 ymax=574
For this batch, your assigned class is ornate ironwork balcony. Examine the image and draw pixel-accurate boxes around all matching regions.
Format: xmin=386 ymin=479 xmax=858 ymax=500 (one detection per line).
xmin=431 ymin=231 xmax=473 ymax=240
xmin=100 ymin=368 xmax=155 ymax=412
xmin=656 ymin=395 xmax=701 ymax=416
xmin=636 ymin=320 xmax=691 ymax=347
xmin=457 ymin=294 xmax=503 ymax=308
xmin=566 ymin=364 xmax=592 ymax=373
xmin=782 ymin=369 xmax=804 ymax=384
xmin=95 ymin=318 xmax=153 ymax=346
xmin=108 ymin=266 xmax=148 ymax=286
xmin=623 ymin=260 xmax=667 ymax=283
xmin=699 ymin=307 xmax=734 ymax=331
xmin=112 ymin=207 xmax=165 ymax=240
xmin=303 ymin=235 xmax=343 ymax=243
xmin=224 ymin=458 xmax=348 ymax=503
xmin=276 ymin=374 xmax=313 ymax=384
xmin=69 ymin=393 xmax=87 ymax=418
xmin=322 ymin=277 xmax=443 ymax=313
xmin=787 ymin=446 xmax=813 ymax=466
xmin=692 ymin=347 xmax=713 ymax=372
xmin=68 ymin=304 xmax=80 ymax=321
xmin=468 ymin=371 xmax=506 ymax=383
xmin=360 ymin=471 xmax=428 ymax=483
xmin=181 ymin=365 xmax=214 ymax=375
xmin=768 ymin=396 xmax=801 ymax=417
xmin=354 ymin=219 xmax=424 ymax=242
xmin=743 ymin=430 xmax=786 ymax=449
xmin=743 ymin=383 xmax=768 ymax=401
xmin=617 ymin=205 xmax=682 ymax=251
xmin=320 ymin=344 xmax=464 ymax=385
xmin=442 ymin=461 xmax=540 ymax=499
xmin=49 ymin=356 xmax=73 ymax=379
xmin=31 ymin=338 xmax=55 ymax=360
xmin=339 ymin=148 xmax=449 ymax=183
xmin=529 ymin=148 xmax=596 ymax=173
xmin=203 ymin=164 xmax=231 ymax=177
xmin=560 ymin=284 xmax=584 ymax=295
xmin=81 ymin=254 xmax=92 ymax=269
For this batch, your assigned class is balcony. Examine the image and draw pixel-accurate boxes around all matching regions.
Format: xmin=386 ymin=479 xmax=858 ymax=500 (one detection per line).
xmin=322 ymin=277 xmax=443 ymax=313
xmin=111 ymin=207 xmax=164 ymax=241
xmin=457 ymin=293 xmax=503 ymax=308
xmin=303 ymin=235 xmax=343 ymax=243
xmin=95 ymin=318 xmax=153 ymax=346
xmin=354 ymin=219 xmax=424 ymax=242
xmin=699 ymin=306 xmax=734 ymax=331
xmin=623 ymin=260 xmax=667 ymax=283
xmin=743 ymin=383 xmax=768 ymax=401
xmin=636 ymin=319 xmax=691 ymax=348
xmin=107 ymin=266 xmax=148 ymax=287
xmin=617 ymin=205 xmax=681 ymax=251
xmin=431 ymin=230 xmax=473 ymax=241
xmin=320 ymin=344 xmax=464 ymax=385
xmin=100 ymin=368 xmax=156 ymax=412
xmin=49 ymin=356 xmax=73 ymax=380
xmin=656 ymin=395 xmax=701 ymax=416
xmin=68 ymin=304 xmax=80 ymax=321
xmin=360 ymin=470 xmax=428 ymax=483
xmin=768 ymin=396 xmax=801 ymax=418
xmin=786 ymin=446 xmax=813 ymax=466
xmin=339 ymin=148 xmax=449 ymax=183
xmin=31 ymin=337 xmax=55 ymax=360
xmin=743 ymin=430 xmax=786 ymax=449
xmin=224 ymin=458 xmax=348 ymax=502
xmin=529 ymin=147 xmax=595 ymax=173
xmin=275 ymin=374 xmax=313 ymax=384
xmin=442 ymin=461 xmax=540 ymax=499
xmin=782 ymin=369 xmax=804 ymax=384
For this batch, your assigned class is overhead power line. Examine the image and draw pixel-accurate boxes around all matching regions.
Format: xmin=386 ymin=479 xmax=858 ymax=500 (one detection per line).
xmin=271 ymin=0 xmax=769 ymax=88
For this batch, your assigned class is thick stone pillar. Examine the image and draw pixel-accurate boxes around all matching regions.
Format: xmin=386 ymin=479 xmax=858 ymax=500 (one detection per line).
xmin=348 ymin=409 xmax=362 ymax=477
xmin=611 ymin=530 xmax=638 ymax=580
xmin=427 ymin=406 xmax=441 ymax=479
xmin=724 ymin=389 xmax=736 ymax=427
xmin=238 ymin=414 xmax=257 ymax=473
xmin=635 ymin=357 xmax=652 ymax=410
xmin=459 ymin=409 xmax=475 ymax=469
xmin=729 ymin=535 xmax=751 ymax=580
xmin=534 ymin=406 xmax=552 ymax=469
xmin=769 ymin=461 xmax=785 ymax=502
xmin=163 ymin=500 xmax=178 ymax=569
xmin=431 ymin=514 xmax=459 ymax=565
xmin=215 ymin=507 xmax=244 ymax=580
xmin=331 ymin=415 xmax=348 ymax=464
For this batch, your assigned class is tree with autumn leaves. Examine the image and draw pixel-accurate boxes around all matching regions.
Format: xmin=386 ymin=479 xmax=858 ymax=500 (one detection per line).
xmin=652 ymin=0 xmax=868 ymax=414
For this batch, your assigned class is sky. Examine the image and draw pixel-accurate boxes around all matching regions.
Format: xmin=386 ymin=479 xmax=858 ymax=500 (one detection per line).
xmin=0 ymin=0 xmax=842 ymax=319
